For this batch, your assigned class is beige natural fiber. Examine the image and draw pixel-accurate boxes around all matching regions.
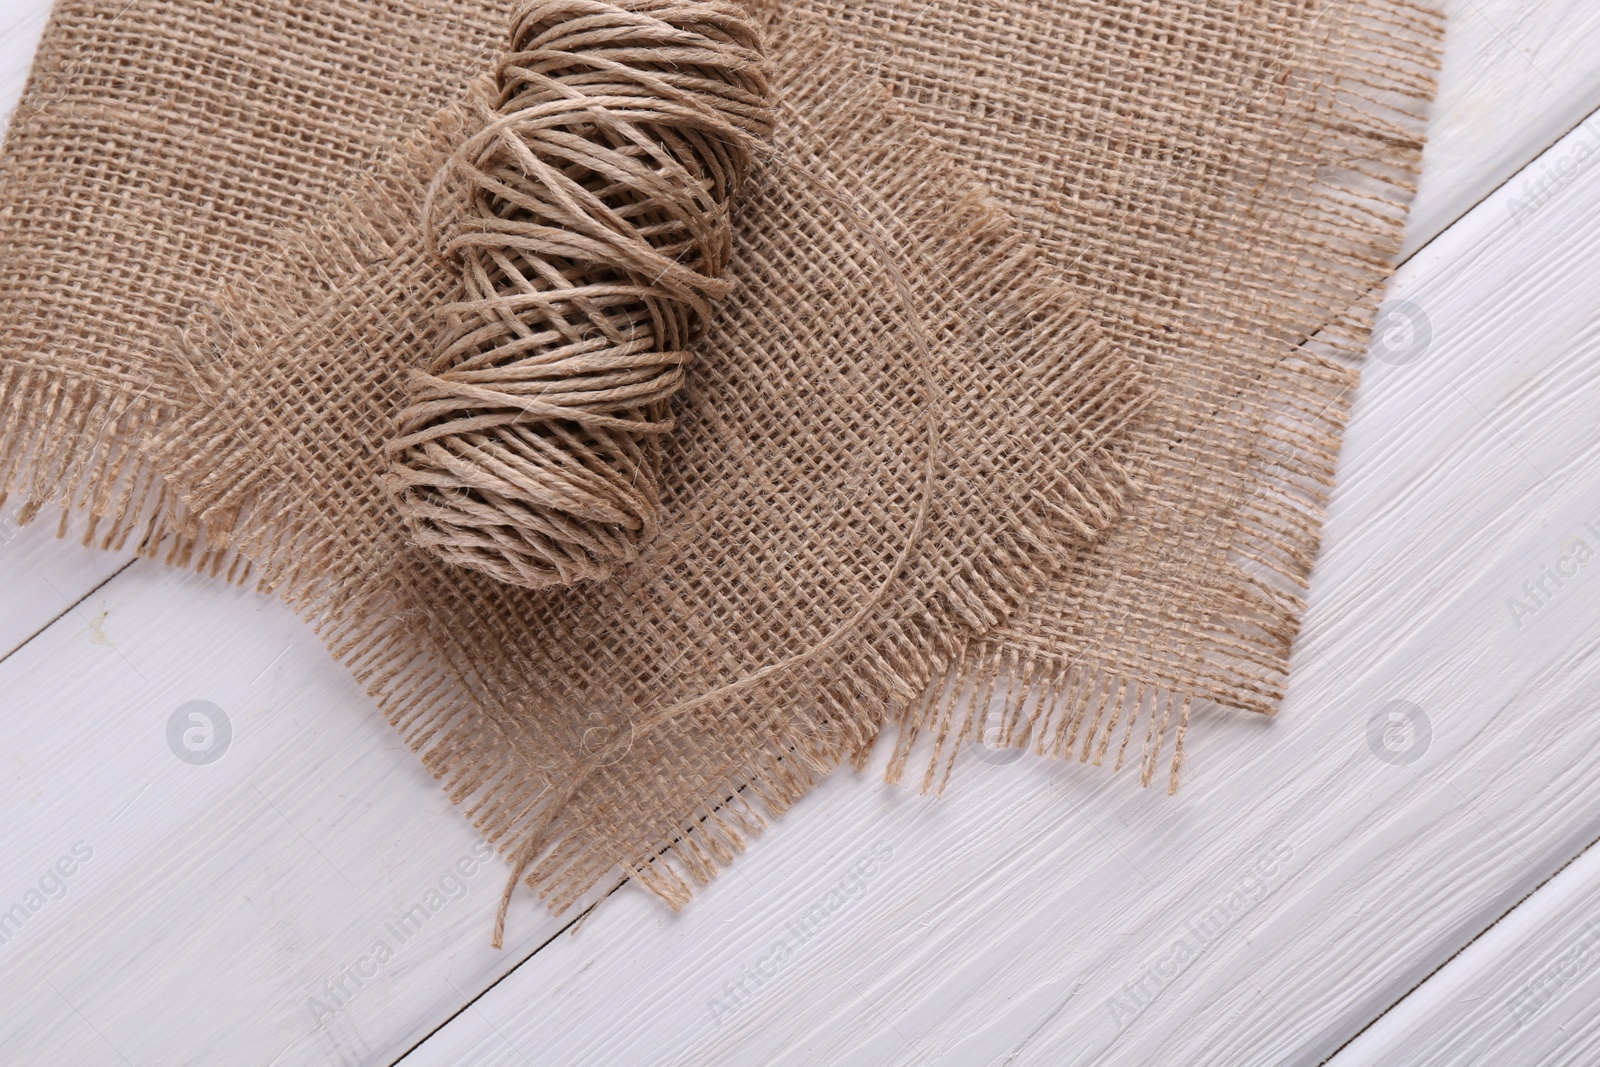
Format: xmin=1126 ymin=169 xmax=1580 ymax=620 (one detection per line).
xmin=0 ymin=0 xmax=1443 ymax=932
xmin=393 ymin=1 xmax=776 ymax=589
xmin=148 ymin=19 xmax=1148 ymax=930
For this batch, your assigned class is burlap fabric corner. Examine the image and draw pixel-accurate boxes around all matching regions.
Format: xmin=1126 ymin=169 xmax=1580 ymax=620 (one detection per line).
xmin=0 ymin=0 xmax=1443 ymax=919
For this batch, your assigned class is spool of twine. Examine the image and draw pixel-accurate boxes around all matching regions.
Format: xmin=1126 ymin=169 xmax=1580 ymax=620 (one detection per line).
xmin=388 ymin=0 xmax=774 ymax=589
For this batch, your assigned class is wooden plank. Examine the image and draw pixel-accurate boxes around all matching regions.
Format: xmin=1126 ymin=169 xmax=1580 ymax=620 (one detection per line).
xmin=0 ymin=564 xmax=579 ymax=1066
xmin=397 ymin=106 xmax=1600 ymax=1067
xmin=0 ymin=506 xmax=134 ymax=662
xmin=1331 ymin=835 xmax=1600 ymax=1064
xmin=0 ymin=1 xmax=1596 ymax=1064
xmin=0 ymin=3 xmax=141 ymax=662
xmin=1406 ymin=0 xmax=1600 ymax=256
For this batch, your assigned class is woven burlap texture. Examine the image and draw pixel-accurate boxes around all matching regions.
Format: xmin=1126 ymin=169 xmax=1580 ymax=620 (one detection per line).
xmin=0 ymin=0 xmax=505 ymax=562
xmin=0 ymin=0 xmax=1443 ymax=920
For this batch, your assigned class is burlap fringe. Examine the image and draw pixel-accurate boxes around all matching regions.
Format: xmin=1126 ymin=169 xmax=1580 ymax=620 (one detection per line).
xmin=0 ymin=365 xmax=246 ymax=579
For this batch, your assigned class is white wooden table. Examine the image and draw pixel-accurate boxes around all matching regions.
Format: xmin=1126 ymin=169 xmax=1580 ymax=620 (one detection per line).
xmin=4 ymin=2 xmax=1600 ymax=1063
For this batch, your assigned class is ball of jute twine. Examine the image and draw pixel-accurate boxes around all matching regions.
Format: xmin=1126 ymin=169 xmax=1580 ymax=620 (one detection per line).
xmin=388 ymin=0 xmax=775 ymax=589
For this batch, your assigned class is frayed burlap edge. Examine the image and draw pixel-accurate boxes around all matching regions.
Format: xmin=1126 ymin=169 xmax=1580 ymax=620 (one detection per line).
xmin=0 ymin=365 xmax=246 ymax=577
xmin=887 ymin=0 xmax=1447 ymax=796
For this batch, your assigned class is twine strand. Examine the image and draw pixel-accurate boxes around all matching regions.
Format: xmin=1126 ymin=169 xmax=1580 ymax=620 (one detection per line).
xmin=492 ymin=139 xmax=950 ymax=948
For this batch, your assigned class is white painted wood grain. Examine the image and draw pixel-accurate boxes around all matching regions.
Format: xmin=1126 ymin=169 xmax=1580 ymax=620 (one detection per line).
xmin=0 ymin=564 xmax=580 ymax=1066
xmin=0 ymin=2 xmax=1597 ymax=1065
xmin=397 ymin=104 xmax=1600 ymax=1067
xmin=1331 ymin=835 xmax=1600 ymax=1065
xmin=1407 ymin=0 xmax=1600 ymax=257
xmin=0 ymin=505 xmax=132 ymax=662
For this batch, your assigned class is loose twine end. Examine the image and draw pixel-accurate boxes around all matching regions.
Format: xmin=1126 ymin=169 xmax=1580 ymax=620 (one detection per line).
xmin=485 ymin=130 xmax=952 ymax=946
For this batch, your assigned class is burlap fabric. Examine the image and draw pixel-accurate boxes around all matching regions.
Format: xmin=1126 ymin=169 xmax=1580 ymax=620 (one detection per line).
xmin=831 ymin=0 xmax=1447 ymax=789
xmin=0 ymin=0 xmax=1442 ymax=924
xmin=0 ymin=1 xmax=505 ymax=560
